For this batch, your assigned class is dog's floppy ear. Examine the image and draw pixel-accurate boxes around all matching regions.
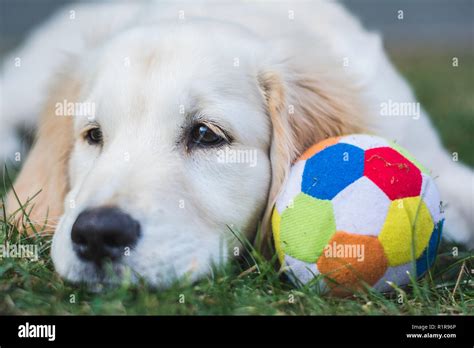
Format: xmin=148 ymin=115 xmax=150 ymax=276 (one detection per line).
xmin=5 ymin=70 xmax=79 ymax=234
xmin=258 ymin=44 xmax=369 ymax=251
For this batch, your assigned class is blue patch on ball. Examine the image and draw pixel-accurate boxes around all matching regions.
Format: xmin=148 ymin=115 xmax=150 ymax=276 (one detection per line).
xmin=301 ymin=143 xmax=364 ymax=200
xmin=416 ymin=219 xmax=444 ymax=277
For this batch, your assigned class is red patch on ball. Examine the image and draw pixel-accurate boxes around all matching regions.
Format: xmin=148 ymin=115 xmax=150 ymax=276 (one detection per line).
xmin=364 ymin=147 xmax=422 ymax=200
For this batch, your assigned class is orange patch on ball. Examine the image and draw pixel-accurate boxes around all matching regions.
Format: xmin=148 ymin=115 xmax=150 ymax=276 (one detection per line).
xmin=298 ymin=136 xmax=340 ymax=161
xmin=317 ymin=231 xmax=388 ymax=296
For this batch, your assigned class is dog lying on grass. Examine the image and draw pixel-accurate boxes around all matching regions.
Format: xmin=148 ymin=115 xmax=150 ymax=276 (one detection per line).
xmin=2 ymin=1 xmax=472 ymax=287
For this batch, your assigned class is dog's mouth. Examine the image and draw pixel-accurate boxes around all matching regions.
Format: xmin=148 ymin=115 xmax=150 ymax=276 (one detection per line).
xmin=73 ymin=259 xmax=138 ymax=288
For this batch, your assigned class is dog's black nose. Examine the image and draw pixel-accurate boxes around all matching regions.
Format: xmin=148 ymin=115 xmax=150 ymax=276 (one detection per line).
xmin=71 ymin=206 xmax=140 ymax=265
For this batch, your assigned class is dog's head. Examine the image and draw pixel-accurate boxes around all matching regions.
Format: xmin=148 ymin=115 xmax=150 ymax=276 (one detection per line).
xmin=40 ymin=21 xmax=365 ymax=286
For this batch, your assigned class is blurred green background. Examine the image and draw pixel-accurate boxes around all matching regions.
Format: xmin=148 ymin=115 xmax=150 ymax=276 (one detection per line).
xmin=392 ymin=53 xmax=473 ymax=166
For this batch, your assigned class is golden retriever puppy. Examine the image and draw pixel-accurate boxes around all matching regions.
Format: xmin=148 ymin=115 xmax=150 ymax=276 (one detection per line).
xmin=2 ymin=1 xmax=472 ymax=286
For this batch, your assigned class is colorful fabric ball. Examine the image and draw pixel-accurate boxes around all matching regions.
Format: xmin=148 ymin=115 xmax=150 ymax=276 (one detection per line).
xmin=272 ymin=134 xmax=444 ymax=295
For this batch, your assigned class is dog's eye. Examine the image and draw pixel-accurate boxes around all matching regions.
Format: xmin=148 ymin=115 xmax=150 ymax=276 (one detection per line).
xmin=190 ymin=124 xmax=225 ymax=147
xmin=85 ymin=128 xmax=103 ymax=145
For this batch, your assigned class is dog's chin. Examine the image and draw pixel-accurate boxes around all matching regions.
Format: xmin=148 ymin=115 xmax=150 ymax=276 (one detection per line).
xmin=55 ymin=258 xmax=210 ymax=291
xmin=52 ymin=242 xmax=218 ymax=290
xmin=57 ymin=260 xmax=136 ymax=289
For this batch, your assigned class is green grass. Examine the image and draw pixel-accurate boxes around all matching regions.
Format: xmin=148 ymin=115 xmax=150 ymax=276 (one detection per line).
xmin=0 ymin=53 xmax=473 ymax=315
xmin=0 ymin=202 xmax=472 ymax=315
